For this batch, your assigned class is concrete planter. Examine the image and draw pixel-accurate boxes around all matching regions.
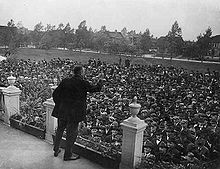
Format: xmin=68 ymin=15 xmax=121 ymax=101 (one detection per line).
xmin=52 ymin=135 xmax=120 ymax=169
xmin=9 ymin=118 xmax=45 ymax=139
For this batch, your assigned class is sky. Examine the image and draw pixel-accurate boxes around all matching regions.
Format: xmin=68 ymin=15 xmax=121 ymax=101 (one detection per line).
xmin=0 ymin=0 xmax=220 ymax=41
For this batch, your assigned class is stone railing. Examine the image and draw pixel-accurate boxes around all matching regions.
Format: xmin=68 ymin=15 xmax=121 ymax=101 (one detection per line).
xmin=1 ymin=72 xmax=147 ymax=169
xmin=44 ymin=93 xmax=147 ymax=169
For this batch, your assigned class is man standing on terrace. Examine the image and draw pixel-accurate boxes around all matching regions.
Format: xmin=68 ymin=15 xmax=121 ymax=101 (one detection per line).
xmin=52 ymin=65 xmax=103 ymax=161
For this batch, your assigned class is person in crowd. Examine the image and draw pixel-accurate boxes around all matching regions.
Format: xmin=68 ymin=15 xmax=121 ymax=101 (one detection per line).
xmin=52 ymin=65 xmax=103 ymax=161
xmin=0 ymin=80 xmax=6 ymax=87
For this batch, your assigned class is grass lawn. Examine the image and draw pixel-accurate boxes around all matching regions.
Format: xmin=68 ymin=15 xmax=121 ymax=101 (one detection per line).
xmin=11 ymin=48 xmax=122 ymax=64
xmin=10 ymin=48 xmax=220 ymax=73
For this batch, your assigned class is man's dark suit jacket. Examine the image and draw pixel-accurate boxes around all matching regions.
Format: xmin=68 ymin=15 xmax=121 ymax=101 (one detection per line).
xmin=52 ymin=74 xmax=102 ymax=123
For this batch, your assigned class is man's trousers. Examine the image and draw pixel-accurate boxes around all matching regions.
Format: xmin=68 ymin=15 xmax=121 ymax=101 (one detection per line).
xmin=53 ymin=118 xmax=79 ymax=158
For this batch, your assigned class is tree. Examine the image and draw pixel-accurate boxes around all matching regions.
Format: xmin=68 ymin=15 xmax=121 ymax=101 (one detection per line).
xmin=182 ymin=41 xmax=199 ymax=59
xmin=196 ymin=27 xmax=212 ymax=59
xmin=34 ymin=22 xmax=44 ymax=32
xmin=7 ymin=19 xmax=15 ymax=27
xmin=121 ymin=27 xmax=127 ymax=36
xmin=139 ymin=28 xmax=152 ymax=53
xmin=126 ymin=44 xmax=138 ymax=55
xmin=166 ymin=21 xmax=184 ymax=56
xmin=16 ymin=21 xmax=30 ymax=47
xmin=39 ymin=30 xmax=65 ymax=49
xmin=39 ymin=31 xmax=53 ymax=49
xmin=63 ymin=23 xmax=75 ymax=49
xmin=157 ymin=36 xmax=169 ymax=53
xmin=92 ymin=31 xmax=109 ymax=52
xmin=57 ymin=23 xmax=64 ymax=30
xmin=45 ymin=24 xmax=56 ymax=32
xmin=107 ymin=40 xmax=120 ymax=54
xmin=87 ymin=27 xmax=94 ymax=49
xmin=30 ymin=22 xmax=44 ymax=47
xmin=75 ymin=20 xmax=91 ymax=50
xmin=100 ymin=25 xmax=107 ymax=32
xmin=167 ymin=21 xmax=182 ymax=38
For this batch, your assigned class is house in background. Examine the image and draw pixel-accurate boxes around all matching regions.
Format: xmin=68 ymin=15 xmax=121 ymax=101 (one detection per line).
xmin=105 ymin=30 xmax=126 ymax=44
xmin=210 ymin=35 xmax=220 ymax=57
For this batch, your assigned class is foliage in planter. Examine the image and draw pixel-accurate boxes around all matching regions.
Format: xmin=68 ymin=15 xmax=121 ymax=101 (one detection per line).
xmin=77 ymin=121 xmax=122 ymax=160
xmin=136 ymin=157 xmax=186 ymax=169
xmin=10 ymin=114 xmax=46 ymax=139
xmin=54 ymin=126 xmax=122 ymax=161
xmin=10 ymin=114 xmax=27 ymax=130
xmin=76 ymin=135 xmax=121 ymax=161
xmin=10 ymin=113 xmax=23 ymax=121
xmin=19 ymin=97 xmax=46 ymax=130
xmin=18 ymin=81 xmax=51 ymax=131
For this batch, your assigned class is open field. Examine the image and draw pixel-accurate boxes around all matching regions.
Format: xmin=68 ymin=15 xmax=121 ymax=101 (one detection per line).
xmin=10 ymin=48 xmax=122 ymax=64
xmin=9 ymin=48 xmax=220 ymax=73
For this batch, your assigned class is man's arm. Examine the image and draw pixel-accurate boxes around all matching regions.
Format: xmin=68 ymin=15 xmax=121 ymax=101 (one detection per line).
xmin=52 ymin=80 xmax=64 ymax=104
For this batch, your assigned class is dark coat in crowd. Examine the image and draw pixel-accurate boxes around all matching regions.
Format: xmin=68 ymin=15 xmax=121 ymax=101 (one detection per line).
xmin=52 ymin=74 xmax=102 ymax=122
xmin=0 ymin=82 xmax=6 ymax=87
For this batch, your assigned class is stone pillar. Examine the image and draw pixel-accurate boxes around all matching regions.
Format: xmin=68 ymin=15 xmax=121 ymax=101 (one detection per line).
xmin=43 ymin=79 xmax=58 ymax=143
xmin=2 ymin=73 xmax=21 ymax=124
xmin=0 ymin=87 xmax=6 ymax=121
xmin=43 ymin=98 xmax=56 ymax=143
xmin=120 ymin=97 xmax=147 ymax=169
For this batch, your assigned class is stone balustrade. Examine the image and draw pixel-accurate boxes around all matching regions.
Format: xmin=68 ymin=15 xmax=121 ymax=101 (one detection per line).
xmin=44 ymin=95 xmax=147 ymax=169
xmin=0 ymin=72 xmax=147 ymax=169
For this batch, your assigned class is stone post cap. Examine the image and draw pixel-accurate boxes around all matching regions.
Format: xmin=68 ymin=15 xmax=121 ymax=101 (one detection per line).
xmin=7 ymin=71 xmax=16 ymax=86
xmin=3 ymin=72 xmax=21 ymax=94
xmin=43 ymin=98 xmax=55 ymax=107
xmin=129 ymin=96 xmax=141 ymax=109
xmin=121 ymin=96 xmax=146 ymax=129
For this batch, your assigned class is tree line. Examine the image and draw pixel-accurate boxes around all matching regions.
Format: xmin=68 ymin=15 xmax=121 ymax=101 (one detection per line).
xmin=0 ymin=19 xmax=213 ymax=59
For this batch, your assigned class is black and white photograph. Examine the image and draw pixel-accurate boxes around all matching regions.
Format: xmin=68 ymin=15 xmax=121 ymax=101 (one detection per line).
xmin=0 ymin=0 xmax=220 ymax=169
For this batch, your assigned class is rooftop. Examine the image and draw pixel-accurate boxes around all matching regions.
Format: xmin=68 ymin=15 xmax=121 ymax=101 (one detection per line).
xmin=211 ymin=35 xmax=220 ymax=43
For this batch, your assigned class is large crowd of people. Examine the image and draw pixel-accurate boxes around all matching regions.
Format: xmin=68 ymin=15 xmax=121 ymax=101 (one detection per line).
xmin=0 ymin=57 xmax=219 ymax=168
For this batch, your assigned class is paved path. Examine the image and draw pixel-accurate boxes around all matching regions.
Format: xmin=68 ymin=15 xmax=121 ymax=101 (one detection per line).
xmin=0 ymin=122 xmax=109 ymax=169
xmin=141 ymin=55 xmax=220 ymax=64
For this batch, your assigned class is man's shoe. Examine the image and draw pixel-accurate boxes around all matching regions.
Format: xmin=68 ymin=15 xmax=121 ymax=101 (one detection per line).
xmin=54 ymin=149 xmax=61 ymax=157
xmin=63 ymin=154 xmax=80 ymax=161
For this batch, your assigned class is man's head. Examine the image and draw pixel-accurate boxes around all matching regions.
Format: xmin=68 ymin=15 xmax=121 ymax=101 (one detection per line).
xmin=74 ymin=65 xmax=85 ymax=76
